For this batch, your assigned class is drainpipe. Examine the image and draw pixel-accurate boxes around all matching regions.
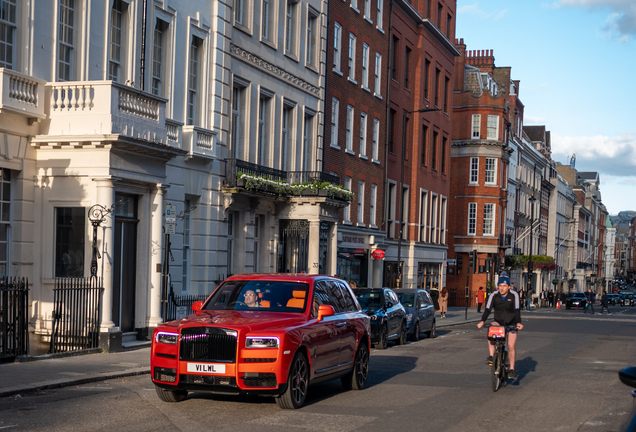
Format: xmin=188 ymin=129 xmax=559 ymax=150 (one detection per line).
xmin=140 ymin=0 xmax=148 ymax=91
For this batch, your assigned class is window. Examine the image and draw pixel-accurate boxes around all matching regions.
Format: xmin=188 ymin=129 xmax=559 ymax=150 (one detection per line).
xmin=388 ymin=109 xmax=396 ymax=153
xmin=362 ymin=43 xmax=369 ymax=88
xmin=235 ymin=0 xmax=246 ymax=27
xmin=419 ymin=190 xmax=428 ymax=242
xmin=487 ymin=115 xmax=499 ymax=140
xmin=346 ymin=105 xmax=354 ymax=152
xmin=404 ymin=47 xmax=411 ymax=89
xmin=358 ymin=181 xmax=365 ymax=224
xmin=421 ymin=125 xmax=428 ymax=166
xmin=437 ymin=2 xmax=442 ymax=27
xmin=351 ymin=0 xmax=358 ymax=10
xmin=472 ymin=114 xmax=480 ymax=139
xmin=468 ymin=202 xmax=477 ymax=235
xmin=57 ymin=0 xmax=75 ymax=81
xmin=55 ymin=207 xmax=85 ymax=277
xmin=423 ymin=59 xmax=430 ymax=100
xmin=430 ymin=194 xmax=438 ymax=243
xmin=254 ymin=216 xmax=260 ymax=273
xmin=374 ymin=52 xmax=382 ymax=96
xmin=359 ymin=112 xmax=367 ymax=157
xmin=483 ymin=203 xmax=495 ymax=236
xmin=306 ymin=9 xmax=318 ymax=67
xmin=303 ymin=113 xmax=314 ymax=171
xmin=372 ymin=118 xmax=379 ymax=161
xmin=281 ymin=104 xmax=293 ymax=170
xmin=187 ymin=36 xmax=202 ymax=125
xmin=441 ymin=137 xmax=447 ymax=174
xmin=344 ymin=177 xmax=352 ymax=223
xmin=182 ymin=199 xmax=191 ymax=292
xmin=446 ymin=13 xmax=452 ymax=38
xmin=152 ymin=20 xmax=168 ymax=96
xmin=440 ymin=196 xmax=447 ymax=244
xmin=434 ymin=68 xmax=440 ymax=107
xmin=261 ymin=0 xmax=270 ymax=41
xmin=377 ymin=0 xmax=383 ymax=29
xmin=401 ymin=187 xmax=409 ymax=240
xmin=443 ymin=76 xmax=449 ymax=113
xmin=391 ymin=36 xmax=398 ymax=81
xmin=485 ymin=157 xmax=497 ymax=184
xmin=403 ymin=115 xmax=409 ymax=160
xmin=370 ymin=184 xmax=377 ymax=226
xmin=231 ymin=85 xmax=244 ymax=158
xmin=0 ymin=169 xmax=11 ymax=277
xmin=109 ymin=0 xmax=126 ymax=82
xmin=227 ymin=213 xmax=235 ymax=275
xmin=364 ymin=0 xmax=371 ymax=19
xmin=258 ymin=95 xmax=272 ymax=165
xmin=333 ymin=23 xmax=342 ymax=71
xmin=0 ymin=0 xmax=17 ymax=69
xmin=387 ymin=183 xmax=396 ymax=238
xmin=469 ymin=157 xmax=479 ymax=184
xmin=331 ymin=98 xmax=340 ymax=148
xmin=285 ymin=0 xmax=297 ymax=55
xmin=431 ymin=131 xmax=438 ymax=170
xmin=348 ymin=33 xmax=356 ymax=81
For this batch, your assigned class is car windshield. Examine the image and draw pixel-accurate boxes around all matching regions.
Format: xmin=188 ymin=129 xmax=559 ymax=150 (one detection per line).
xmin=398 ymin=293 xmax=415 ymax=308
xmin=355 ymin=290 xmax=384 ymax=311
xmin=571 ymin=293 xmax=585 ymax=298
xmin=203 ymin=280 xmax=310 ymax=313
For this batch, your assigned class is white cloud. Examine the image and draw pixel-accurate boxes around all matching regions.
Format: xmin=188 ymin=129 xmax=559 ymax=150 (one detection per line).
xmin=551 ymin=0 xmax=636 ymax=41
xmin=551 ymin=133 xmax=636 ymax=177
xmin=523 ymin=115 xmax=546 ymax=123
xmin=457 ymin=4 xmax=508 ymax=21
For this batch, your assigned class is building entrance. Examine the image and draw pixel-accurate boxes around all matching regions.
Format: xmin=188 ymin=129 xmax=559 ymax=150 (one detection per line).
xmin=112 ymin=195 xmax=137 ymax=333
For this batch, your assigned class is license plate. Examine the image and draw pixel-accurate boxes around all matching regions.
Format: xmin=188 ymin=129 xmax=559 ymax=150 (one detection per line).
xmin=187 ymin=363 xmax=226 ymax=374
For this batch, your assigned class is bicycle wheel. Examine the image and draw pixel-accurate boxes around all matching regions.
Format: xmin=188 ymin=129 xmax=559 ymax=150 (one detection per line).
xmin=491 ymin=348 xmax=501 ymax=392
xmin=501 ymin=350 xmax=508 ymax=387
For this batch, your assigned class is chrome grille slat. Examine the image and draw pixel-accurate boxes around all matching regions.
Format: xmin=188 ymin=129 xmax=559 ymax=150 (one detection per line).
xmin=180 ymin=327 xmax=237 ymax=362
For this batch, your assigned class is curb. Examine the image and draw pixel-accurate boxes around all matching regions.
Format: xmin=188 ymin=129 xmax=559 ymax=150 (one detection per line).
xmin=437 ymin=318 xmax=482 ymax=328
xmin=0 ymin=367 xmax=151 ymax=398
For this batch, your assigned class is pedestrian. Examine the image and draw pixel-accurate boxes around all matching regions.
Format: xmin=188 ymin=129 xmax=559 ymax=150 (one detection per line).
xmin=584 ymin=288 xmax=595 ymax=314
xmin=476 ymin=286 xmax=485 ymax=313
xmin=349 ymin=281 xmax=357 ymax=289
xmin=439 ymin=287 xmax=448 ymax=318
xmin=600 ymin=291 xmax=611 ymax=315
xmin=526 ymin=291 xmax=532 ymax=311
xmin=548 ymin=290 xmax=554 ymax=308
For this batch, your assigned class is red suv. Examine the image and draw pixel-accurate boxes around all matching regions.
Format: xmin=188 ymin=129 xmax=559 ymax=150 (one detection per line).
xmin=151 ymin=274 xmax=371 ymax=409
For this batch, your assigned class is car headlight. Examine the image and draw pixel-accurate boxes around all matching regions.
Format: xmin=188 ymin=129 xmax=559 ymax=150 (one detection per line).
xmin=246 ymin=337 xmax=280 ymax=348
xmin=406 ymin=314 xmax=413 ymax=323
xmin=156 ymin=332 xmax=178 ymax=345
xmin=370 ymin=315 xmax=377 ymax=321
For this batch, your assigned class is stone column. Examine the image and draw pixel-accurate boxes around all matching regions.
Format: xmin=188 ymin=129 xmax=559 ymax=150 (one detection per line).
xmin=147 ymin=184 xmax=166 ymax=328
xmin=372 ymin=255 xmax=383 ymax=287
xmin=307 ymin=220 xmax=321 ymax=274
xmin=95 ymin=178 xmax=116 ymax=331
xmin=328 ymin=222 xmax=338 ymax=276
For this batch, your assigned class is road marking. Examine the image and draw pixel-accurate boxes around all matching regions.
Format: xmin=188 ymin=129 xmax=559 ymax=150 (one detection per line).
xmin=0 ymin=426 xmax=18 ymax=429
xmin=58 ymin=372 xmax=86 ymax=376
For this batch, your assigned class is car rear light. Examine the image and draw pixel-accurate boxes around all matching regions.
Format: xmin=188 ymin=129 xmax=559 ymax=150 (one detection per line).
xmin=154 ymin=367 xmax=177 ymax=383
xmin=245 ymin=337 xmax=279 ymax=348
xmin=156 ymin=332 xmax=178 ymax=345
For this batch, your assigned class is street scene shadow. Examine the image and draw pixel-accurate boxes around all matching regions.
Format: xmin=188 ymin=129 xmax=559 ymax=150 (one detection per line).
xmin=510 ymin=356 xmax=537 ymax=385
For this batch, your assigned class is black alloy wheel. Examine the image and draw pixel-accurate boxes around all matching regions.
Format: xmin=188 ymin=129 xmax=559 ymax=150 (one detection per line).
xmin=376 ymin=324 xmax=388 ymax=350
xmin=411 ymin=321 xmax=420 ymax=341
xmin=342 ymin=343 xmax=369 ymax=390
xmin=397 ymin=321 xmax=407 ymax=345
xmin=155 ymin=386 xmax=188 ymax=403
xmin=276 ymin=352 xmax=309 ymax=409
xmin=426 ymin=319 xmax=436 ymax=339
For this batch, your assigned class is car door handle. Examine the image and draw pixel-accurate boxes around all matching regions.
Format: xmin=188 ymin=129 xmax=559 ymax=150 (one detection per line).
xmin=335 ymin=322 xmax=347 ymax=327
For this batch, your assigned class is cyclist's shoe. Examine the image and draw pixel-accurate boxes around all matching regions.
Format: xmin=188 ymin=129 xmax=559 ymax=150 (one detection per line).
xmin=485 ymin=356 xmax=493 ymax=365
xmin=508 ymin=369 xmax=518 ymax=380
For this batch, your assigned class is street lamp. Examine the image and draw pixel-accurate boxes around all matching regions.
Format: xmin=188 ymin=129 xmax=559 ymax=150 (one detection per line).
xmin=396 ymin=107 xmax=440 ymax=288
xmin=527 ymin=191 xmax=537 ymax=310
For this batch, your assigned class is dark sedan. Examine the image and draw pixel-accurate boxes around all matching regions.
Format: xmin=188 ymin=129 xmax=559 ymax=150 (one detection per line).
xmin=566 ymin=292 xmax=588 ymax=309
xmin=393 ymin=289 xmax=436 ymax=341
xmin=620 ymin=292 xmax=635 ymax=307
xmin=353 ymin=288 xmax=407 ymax=350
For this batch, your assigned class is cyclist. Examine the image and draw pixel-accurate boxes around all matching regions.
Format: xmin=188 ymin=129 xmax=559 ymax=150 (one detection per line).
xmin=477 ymin=276 xmax=523 ymax=380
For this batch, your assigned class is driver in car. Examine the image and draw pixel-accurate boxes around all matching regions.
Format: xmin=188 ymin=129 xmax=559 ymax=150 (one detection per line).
xmin=242 ymin=290 xmax=261 ymax=307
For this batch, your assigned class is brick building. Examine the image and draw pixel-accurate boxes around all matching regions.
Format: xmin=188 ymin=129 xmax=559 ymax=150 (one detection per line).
xmin=382 ymin=0 xmax=460 ymax=289
xmin=446 ymin=42 xmax=512 ymax=305
xmin=323 ymin=0 xmax=391 ymax=286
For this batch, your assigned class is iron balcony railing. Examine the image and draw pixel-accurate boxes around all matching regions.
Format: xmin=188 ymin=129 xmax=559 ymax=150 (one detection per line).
xmin=287 ymin=171 xmax=340 ymax=186
xmin=225 ymin=158 xmax=287 ymax=187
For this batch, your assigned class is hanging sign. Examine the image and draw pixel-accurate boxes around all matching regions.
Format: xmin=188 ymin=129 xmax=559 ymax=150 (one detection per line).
xmin=371 ymin=249 xmax=385 ymax=260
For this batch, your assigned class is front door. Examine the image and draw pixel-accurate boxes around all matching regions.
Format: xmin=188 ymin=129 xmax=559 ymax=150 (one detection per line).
xmin=112 ymin=196 xmax=138 ymax=333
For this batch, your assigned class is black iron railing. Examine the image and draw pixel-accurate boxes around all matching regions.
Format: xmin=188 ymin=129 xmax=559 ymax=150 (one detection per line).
xmin=225 ymin=158 xmax=287 ymax=187
xmin=287 ymin=171 xmax=340 ymax=186
xmin=50 ymin=278 xmax=103 ymax=354
xmin=165 ymin=292 xmax=209 ymax=322
xmin=0 ymin=277 xmax=29 ymax=361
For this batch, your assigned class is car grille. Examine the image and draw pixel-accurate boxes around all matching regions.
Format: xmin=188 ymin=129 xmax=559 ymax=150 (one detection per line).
xmin=180 ymin=327 xmax=237 ymax=362
xmin=181 ymin=375 xmax=237 ymax=386
xmin=242 ymin=373 xmax=277 ymax=388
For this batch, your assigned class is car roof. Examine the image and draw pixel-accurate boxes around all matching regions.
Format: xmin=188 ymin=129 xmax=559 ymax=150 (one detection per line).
xmin=393 ymin=288 xmax=426 ymax=293
xmin=225 ymin=273 xmax=337 ymax=283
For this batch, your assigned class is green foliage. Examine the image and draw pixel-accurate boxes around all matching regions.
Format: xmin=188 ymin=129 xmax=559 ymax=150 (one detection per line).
xmin=236 ymin=172 xmax=354 ymax=201
xmin=505 ymin=254 xmax=556 ymax=272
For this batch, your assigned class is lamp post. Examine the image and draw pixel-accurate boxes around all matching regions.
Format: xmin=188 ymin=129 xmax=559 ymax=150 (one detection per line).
xmin=527 ymin=192 xmax=537 ymax=310
xmin=396 ymin=107 xmax=440 ymax=288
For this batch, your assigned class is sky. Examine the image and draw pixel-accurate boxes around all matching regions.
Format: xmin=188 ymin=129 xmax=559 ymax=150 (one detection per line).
xmin=456 ymin=0 xmax=636 ymax=215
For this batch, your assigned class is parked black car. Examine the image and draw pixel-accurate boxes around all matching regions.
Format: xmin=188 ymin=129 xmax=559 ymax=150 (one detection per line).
xmin=619 ymin=292 xmax=635 ymax=307
xmin=566 ymin=292 xmax=587 ymax=309
xmin=393 ymin=289 xmax=436 ymax=341
xmin=354 ymin=288 xmax=407 ymax=350
xmin=607 ymin=293 xmax=620 ymax=305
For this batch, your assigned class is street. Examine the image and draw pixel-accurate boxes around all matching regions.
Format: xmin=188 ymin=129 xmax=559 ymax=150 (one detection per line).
xmin=1 ymin=307 xmax=635 ymax=432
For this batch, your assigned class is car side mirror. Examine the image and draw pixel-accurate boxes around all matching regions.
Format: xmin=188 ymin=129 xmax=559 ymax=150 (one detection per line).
xmin=192 ymin=301 xmax=203 ymax=312
xmin=317 ymin=305 xmax=335 ymax=322
xmin=619 ymin=367 xmax=636 ymax=389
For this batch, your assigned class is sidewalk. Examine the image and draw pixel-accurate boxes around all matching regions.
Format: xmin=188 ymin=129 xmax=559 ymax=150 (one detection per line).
xmin=0 ymin=306 xmax=485 ymax=398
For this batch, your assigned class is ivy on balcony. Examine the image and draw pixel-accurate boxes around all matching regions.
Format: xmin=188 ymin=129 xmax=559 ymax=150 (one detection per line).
xmin=237 ymin=172 xmax=354 ymax=201
xmin=505 ymin=254 xmax=557 ymax=272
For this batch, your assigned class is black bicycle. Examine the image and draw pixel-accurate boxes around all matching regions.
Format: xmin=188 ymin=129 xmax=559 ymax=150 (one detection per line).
xmin=487 ymin=324 xmax=517 ymax=392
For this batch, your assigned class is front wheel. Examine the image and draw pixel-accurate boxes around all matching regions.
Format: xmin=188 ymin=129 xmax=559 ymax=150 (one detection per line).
xmin=426 ymin=320 xmax=436 ymax=339
xmin=376 ymin=324 xmax=388 ymax=350
xmin=491 ymin=350 xmax=502 ymax=392
xmin=411 ymin=321 xmax=420 ymax=341
xmin=155 ymin=386 xmax=188 ymax=403
xmin=342 ymin=343 xmax=369 ymax=391
xmin=396 ymin=321 xmax=407 ymax=345
xmin=276 ymin=352 xmax=309 ymax=409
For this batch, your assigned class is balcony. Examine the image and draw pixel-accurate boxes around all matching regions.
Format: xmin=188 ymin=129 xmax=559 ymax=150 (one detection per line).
xmin=224 ymin=159 xmax=350 ymax=201
xmin=182 ymin=125 xmax=217 ymax=160
xmin=0 ymin=68 xmax=46 ymax=122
